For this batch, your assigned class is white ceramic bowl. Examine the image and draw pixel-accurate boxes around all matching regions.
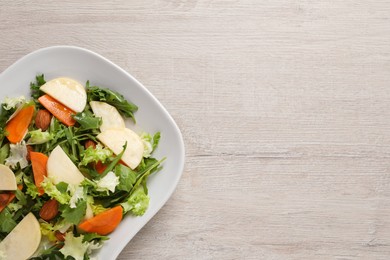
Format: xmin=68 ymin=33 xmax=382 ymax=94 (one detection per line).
xmin=0 ymin=46 xmax=185 ymax=259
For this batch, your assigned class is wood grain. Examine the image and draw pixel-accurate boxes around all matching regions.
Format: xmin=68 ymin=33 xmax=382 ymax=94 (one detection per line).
xmin=1 ymin=1 xmax=390 ymax=259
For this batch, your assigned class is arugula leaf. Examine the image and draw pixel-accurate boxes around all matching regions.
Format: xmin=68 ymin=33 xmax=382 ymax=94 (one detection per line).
xmin=115 ymin=164 xmax=137 ymax=192
xmin=61 ymin=200 xmax=87 ymax=225
xmin=86 ymin=84 xmax=138 ymax=121
xmin=0 ymin=209 xmax=17 ymax=233
xmin=99 ymin=142 xmax=127 ymax=177
xmin=0 ymin=143 xmax=9 ymax=164
xmin=0 ymin=106 xmax=13 ymax=144
xmin=30 ymin=74 xmax=46 ymax=108
xmin=152 ymin=132 xmax=161 ymax=150
xmin=72 ymin=105 xmax=101 ymax=131
xmin=15 ymin=189 xmax=27 ymax=206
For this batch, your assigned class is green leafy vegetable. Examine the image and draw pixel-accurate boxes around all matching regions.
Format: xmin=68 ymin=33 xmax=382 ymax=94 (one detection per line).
xmin=30 ymin=74 xmax=46 ymax=107
xmin=41 ymin=179 xmax=71 ymax=204
xmin=2 ymin=96 xmax=27 ymax=111
xmin=80 ymin=144 xmax=112 ymax=166
xmin=0 ymin=209 xmax=17 ymax=233
xmin=72 ymin=106 xmax=101 ymax=131
xmin=27 ymin=129 xmax=53 ymax=145
xmin=59 ymin=232 xmax=101 ymax=260
xmin=0 ymin=143 xmax=9 ymax=164
xmin=0 ymin=74 xmax=165 ymax=259
xmin=99 ymin=142 xmax=127 ymax=177
xmin=115 ymin=164 xmax=137 ymax=192
xmin=61 ymin=200 xmax=87 ymax=225
xmin=24 ymin=175 xmax=40 ymax=199
xmin=86 ymin=84 xmax=138 ymax=121
xmin=121 ymin=186 xmax=149 ymax=216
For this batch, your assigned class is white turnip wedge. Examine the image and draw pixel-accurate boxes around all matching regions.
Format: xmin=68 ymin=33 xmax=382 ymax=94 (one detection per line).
xmin=40 ymin=77 xmax=87 ymax=112
xmin=0 ymin=164 xmax=17 ymax=190
xmin=0 ymin=213 xmax=41 ymax=260
xmin=97 ymin=128 xmax=144 ymax=170
xmin=47 ymin=145 xmax=85 ymax=185
xmin=90 ymin=101 xmax=125 ymax=132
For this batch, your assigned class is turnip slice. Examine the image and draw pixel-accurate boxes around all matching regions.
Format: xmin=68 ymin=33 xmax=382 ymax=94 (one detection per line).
xmin=0 ymin=213 xmax=41 ymax=260
xmin=90 ymin=101 xmax=125 ymax=132
xmin=97 ymin=128 xmax=144 ymax=169
xmin=40 ymin=77 xmax=86 ymax=112
xmin=0 ymin=164 xmax=17 ymax=191
xmin=47 ymin=146 xmax=84 ymax=185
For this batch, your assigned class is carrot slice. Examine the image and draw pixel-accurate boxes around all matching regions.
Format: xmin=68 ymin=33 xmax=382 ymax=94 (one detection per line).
xmin=95 ymin=161 xmax=107 ymax=174
xmin=30 ymin=152 xmax=48 ymax=195
xmin=38 ymin=94 xmax=76 ymax=126
xmin=0 ymin=193 xmax=15 ymax=213
xmin=0 ymin=185 xmax=24 ymax=212
xmin=78 ymin=205 xmax=123 ymax=235
xmin=0 ymin=193 xmax=12 ymax=212
xmin=5 ymin=105 xmax=35 ymax=143
xmin=94 ymin=159 xmax=125 ymax=174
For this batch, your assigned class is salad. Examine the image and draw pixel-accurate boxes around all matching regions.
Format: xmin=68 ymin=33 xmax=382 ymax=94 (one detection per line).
xmin=0 ymin=75 xmax=163 ymax=260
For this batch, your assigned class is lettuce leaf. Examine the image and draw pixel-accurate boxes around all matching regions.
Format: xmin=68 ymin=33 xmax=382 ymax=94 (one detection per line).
xmin=5 ymin=141 xmax=28 ymax=169
xmin=40 ymin=179 xmax=71 ymax=204
xmin=121 ymin=186 xmax=150 ymax=216
xmin=140 ymin=132 xmax=161 ymax=158
xmin=80 ymin=144 xmax=112 ymax=166
xmin=27 ymin=129 xmax=53 ymax=145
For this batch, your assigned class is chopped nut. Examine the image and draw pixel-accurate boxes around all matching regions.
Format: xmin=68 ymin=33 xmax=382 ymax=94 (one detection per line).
xmin=35 ymin=109 xmax=52 ymax=131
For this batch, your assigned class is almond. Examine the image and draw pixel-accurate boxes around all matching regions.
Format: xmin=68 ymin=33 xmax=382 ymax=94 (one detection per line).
xmin=84 ymin=140 xmax=96 ymax=149
xmin=39 ymin=199 xmax=59 ymax=221
xmin=35 ymin=109 xmax=52 ymax=131
xmin=54 ymin=230 xmax=65 ymax=242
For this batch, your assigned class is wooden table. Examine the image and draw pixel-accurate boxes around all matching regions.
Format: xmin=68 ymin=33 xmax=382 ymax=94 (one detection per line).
xmin=1 ymin=1 xmax=390 ymax=259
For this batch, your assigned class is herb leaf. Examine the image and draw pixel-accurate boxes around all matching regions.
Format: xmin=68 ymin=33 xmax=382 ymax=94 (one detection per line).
xmin=30 ymin=74 xmax=46 ymax=107
xmin=86 ymin=85 xmax=138 ymax=121
xmin=61 ymin=200 xmax=87 ymax=225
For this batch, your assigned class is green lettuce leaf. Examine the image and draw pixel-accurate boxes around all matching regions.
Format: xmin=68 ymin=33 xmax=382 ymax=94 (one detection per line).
xmin=41 ymin=179 xmax=71 ymax=204
xmin=80 ymin=144 xmax=112 ymax=166
xmin=121 ymin=186 xmax=149 ymax=216
xmin=27 ymin=129 xmax=53 ymax=145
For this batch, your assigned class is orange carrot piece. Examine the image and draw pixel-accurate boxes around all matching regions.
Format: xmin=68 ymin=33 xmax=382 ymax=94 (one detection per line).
xmin=94 ymin=158 xmax=126 ymax=174
xmin=5 ymin=105 xmax=35 ymax=143
xmin=78 ymin=206 xmax=123 ymax=235
xmin=0 ymin=185 xmax=24 ymax=212
xmin=0 ymin=194 xmax=11 ymax=212
xmin=30 ymin=152 xmax=49 ymax=195
xmin=95 ymin=161 xmax=107 ymax=174
xmin=38 ymin=94 xmax=76 ymax=126
xmin=0 ymin=193 xmax=15 ymax=212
